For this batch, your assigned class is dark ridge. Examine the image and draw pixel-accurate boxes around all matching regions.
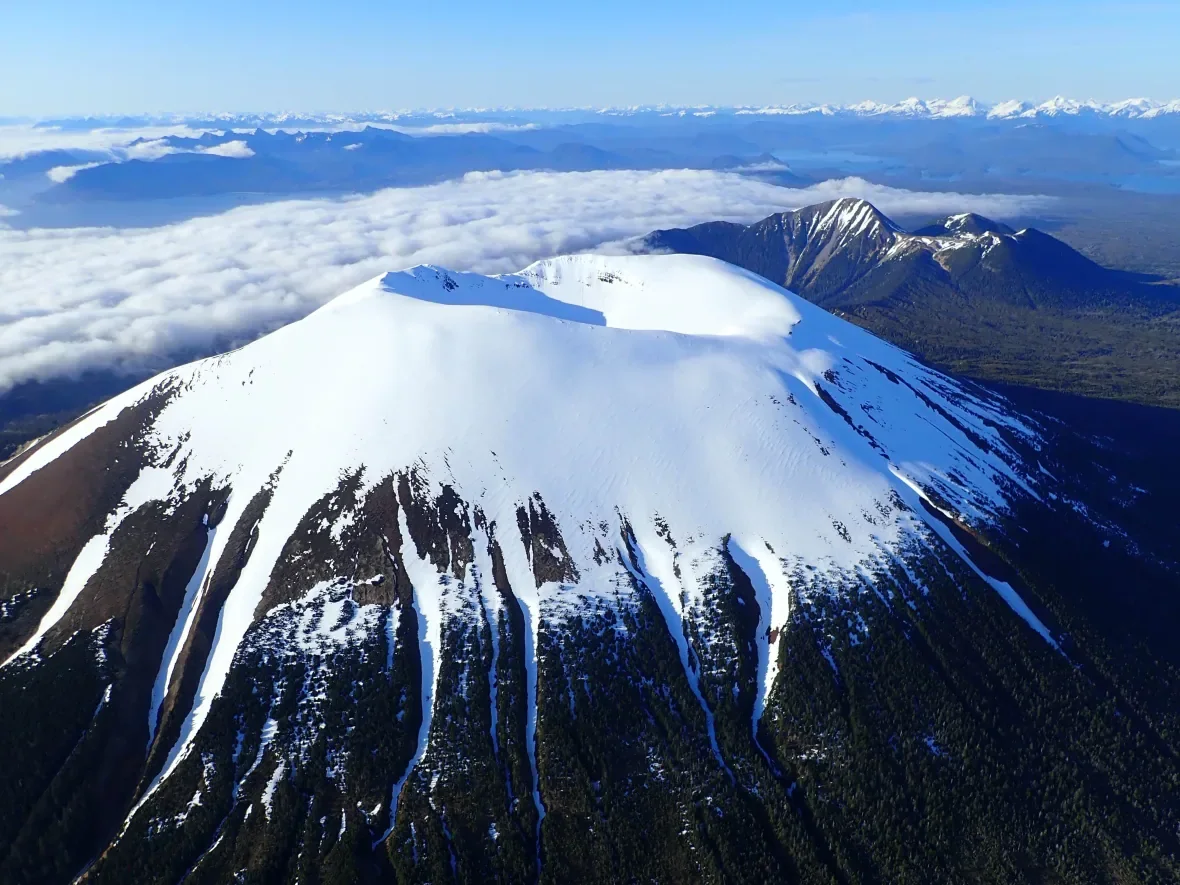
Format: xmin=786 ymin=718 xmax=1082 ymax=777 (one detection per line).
xmin=0 ymin=388 xmax=173 ymax=661
xmin=141 ymin=480 xmax=275 ymax=793
xmin=396 ymin=472 xmax=474 ymax=580
xmin=516 ymin=493 xmax=579 ymax=587
xmin=0 ymin=371 xmax=155 ymax=464
xmin=912 ymin=213 xmax=1015 ymax=236
xmin=915 ymin=496 xmax=1059 ymax=638
xmin=55 ymin=484 xmax=226 ymax=875
xmin=256 ymin=469 xmax=370 ymax=614
xmin=484 ymin=522 xmax=541 ymax=878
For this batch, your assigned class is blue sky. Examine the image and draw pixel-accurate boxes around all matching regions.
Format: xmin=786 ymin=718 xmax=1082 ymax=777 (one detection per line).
xmin=3 ymin=1 xmax=1178 ymax=114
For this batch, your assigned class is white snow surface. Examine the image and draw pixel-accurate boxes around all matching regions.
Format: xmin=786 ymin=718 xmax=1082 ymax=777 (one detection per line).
xmin=389 ymin=507 xmax=447 ymax=814
xmin=1 ymin=533 xmax=111 ymax=667
xmin=147 ymin=517 xmax=218 ymax=744
xmin=261 ymin=759 xmax=286 ymax=820
xmin=0 ymin=252 xmax=1048 ymax=779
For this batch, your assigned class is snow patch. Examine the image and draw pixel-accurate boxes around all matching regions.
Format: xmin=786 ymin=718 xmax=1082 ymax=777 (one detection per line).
xmin=262 ymin=759 xmax=286 ymax=819
xmin=725 ymin=539 xmax=783 ymax=742
xmin=891 ymin=468 xmax=1061 ymax=652
xmin=2 ymin=534 xmax=110 ymax=667
xmin=147 ymin=518 xmax=218 ymax=744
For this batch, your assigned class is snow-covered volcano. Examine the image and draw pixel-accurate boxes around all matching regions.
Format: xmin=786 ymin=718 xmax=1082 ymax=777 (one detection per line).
xmin=3 ymin=252 xmax=1048 ymax=685
xmin=8 ymin=252 xmax=1148 ymax=885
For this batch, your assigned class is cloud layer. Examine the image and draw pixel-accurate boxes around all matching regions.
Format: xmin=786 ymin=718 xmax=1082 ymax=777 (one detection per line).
xmin=0 ymin=170 xmax=1051 ymax=392
xmin=0 ymin=120 xmax=539 ymax=163
xmin=45 ymin=162 xmax=105 ymax=183
xmin=0 ymin=124 xmax=207 ymax=162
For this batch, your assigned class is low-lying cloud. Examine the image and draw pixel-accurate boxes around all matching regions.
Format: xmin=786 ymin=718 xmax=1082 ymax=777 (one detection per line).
xmin=0 ymin=120 xmax=538 ymax=163
xmin=383 ymin=122 xmax=541 ymax=136
xmin=196 ymin=140 xmax=255 ymax=159
xmin=0 ymin=169 xmax=1051 ymax=393
xmin=0 ymin=124 xmax=208 ymax=162
xmin=45 ymin=162 xmax=105 ymax=183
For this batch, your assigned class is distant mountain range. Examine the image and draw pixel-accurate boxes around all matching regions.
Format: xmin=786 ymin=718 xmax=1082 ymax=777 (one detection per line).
xmin=16 ymin=96 xmax=1180 ymax=128
xmin=32 ymin=127 xmax=805 ymax=203
xmin=10 ymin=123 xmax=1177 ymax=215
xmin=642 ymin=198 xmax=1180 ymax=407
xmin=731 ymin=95 xmax=1180 ymax=120
xmin=5 ymin=97 xmax=1180 ymax=225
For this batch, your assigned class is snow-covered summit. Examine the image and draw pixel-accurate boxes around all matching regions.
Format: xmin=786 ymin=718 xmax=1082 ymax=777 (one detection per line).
xmin=1 ymin=253 xmax=1058 ymax=814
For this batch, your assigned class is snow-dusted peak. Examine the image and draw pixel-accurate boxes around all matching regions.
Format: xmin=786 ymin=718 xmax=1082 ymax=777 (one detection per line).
xmin=915 ymin=212 xmax=1016 ymax=238
xmin=893 ymin=97 xmax=929 ymax=115
xmin=1033 ymin=95 xmax=1080 ymax=115
xmin=803 ymin=198 xmax=902 ymax=241
xmin=927 ymin=95 xmax=981 ymax=117
xmin=987 ymin=99 xmax=1032 ymax=119
xmin=779 ymin=96 xmax=978 ymax=119
xmin=1022 ymin=95 xmax=1104 ymax=117
xmin=1108 ymin=97 xmax=1158 ymax=117
xmin=845 ymin=100 xmax=887 ymax=115
xmin=1141 ymin=99 xmax=1180 ymax=118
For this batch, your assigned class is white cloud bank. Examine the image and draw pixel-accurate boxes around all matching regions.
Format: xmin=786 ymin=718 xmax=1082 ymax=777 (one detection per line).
xmin=34 ymin=141 xmax=253 ymax=184
xmin=196 ymin=140 xmax=255 ymax=158
xmin=45 ymin=162 xmax=105 ymax=183
xmin=0 ymin=170 xmax=1051 ymax=393
xmin=0 ymin=125 xmax=209 ymax=162
xmin=0 ymin=121 xmax=534 ymax=164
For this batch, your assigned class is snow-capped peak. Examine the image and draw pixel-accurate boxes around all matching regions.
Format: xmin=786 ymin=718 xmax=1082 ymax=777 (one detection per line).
xmin=1107 ymin=97 xmax=1158 ymax=117
xmin=1141 ymin=99 xmax=1180 ymax=119
xmin=986 ymin=99 xmax=1032 ymax=119
xmin=927 ymin=95 xmax=981 ymax=117
xmin=834 ymin=97 xmax=980 ymax=119
xmin=803 ymin=198 xmax=902 ymax=241
xmin=893 ymin=97 xmax=929 ymax=115
xmin=1029 ymin=95 xmax=1087 ymax=116
xmin=0 ymin=252 xmax=1057 ymax=804
xmin=734 ymin=96 xmax=1179 ymax=120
